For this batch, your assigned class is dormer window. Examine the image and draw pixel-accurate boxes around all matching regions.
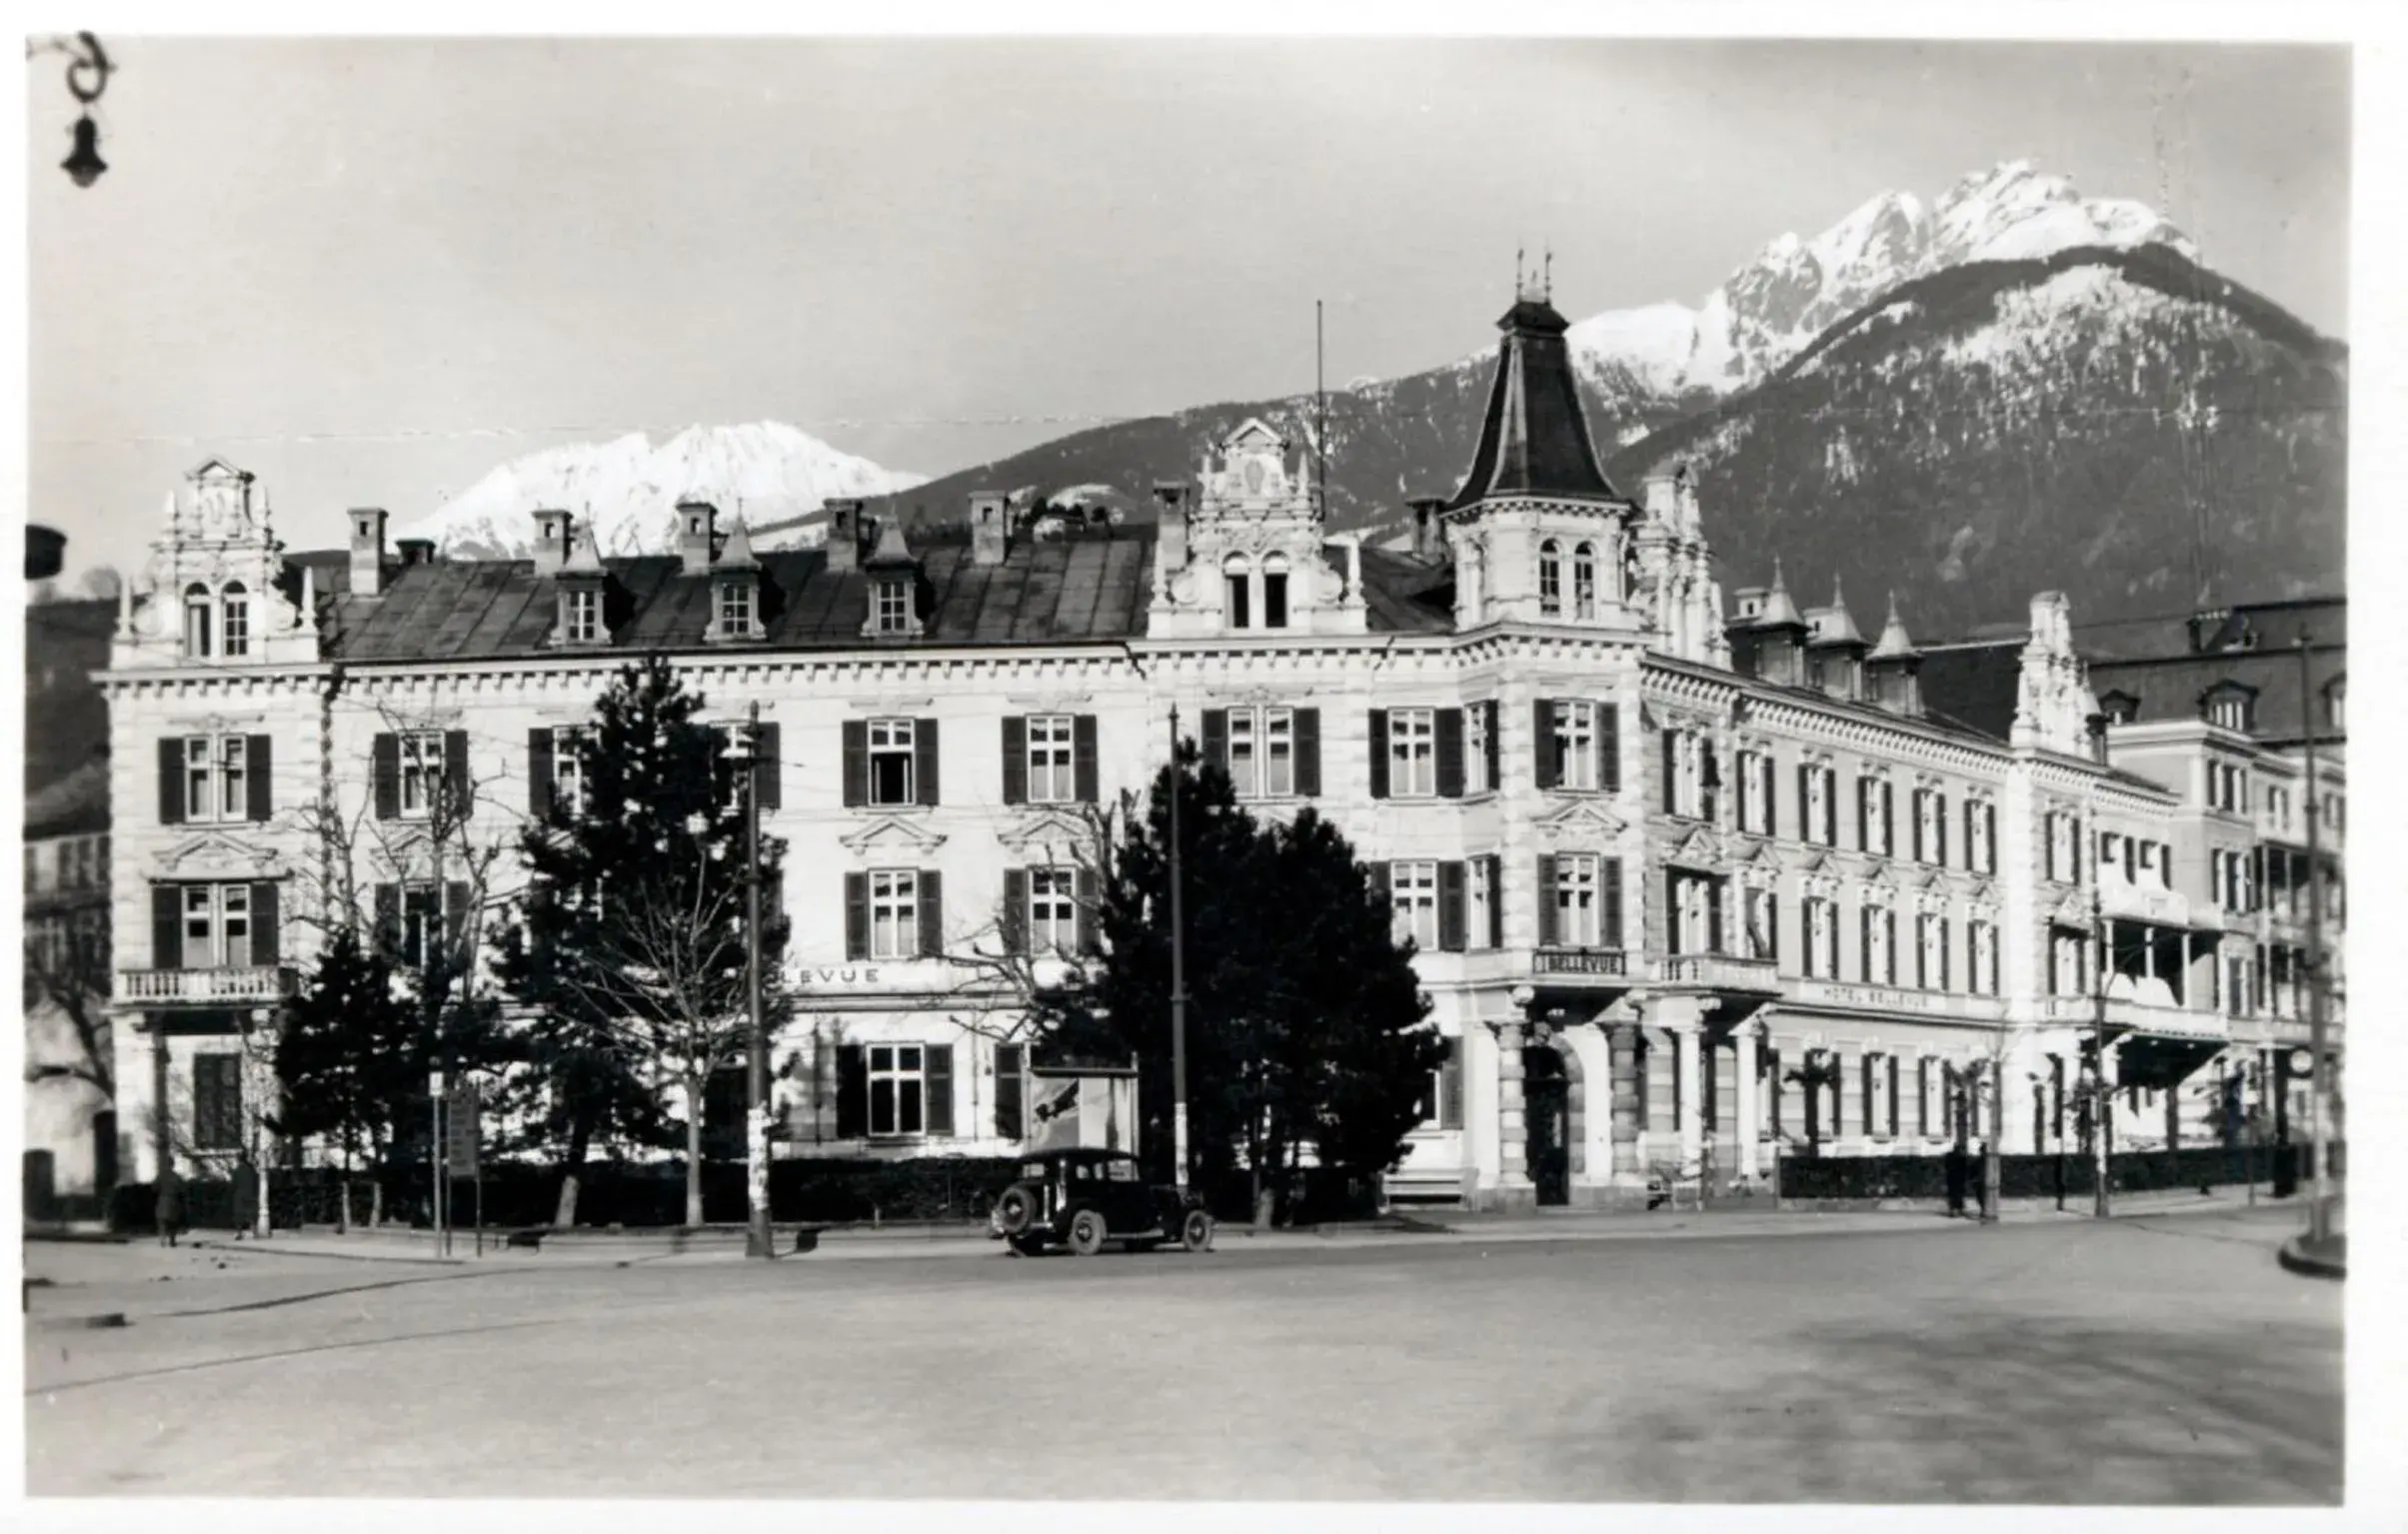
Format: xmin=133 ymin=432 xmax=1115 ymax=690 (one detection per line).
xmin=565 ymin=587 xmax=603 ymax=645
xmin=1572 ymin=543 xmax=1596 ymax=620
xmin=1223 ymin=555 xmax=1252 ymax=630
xmin=2324 ymin=677 xmax=2345 ymax=731
xmin=718 ymin=579 xmax=756 ymax=637
xmin=1538 ymin=540 xmax=1563 ymax=617
xmin=2099 ymin=691 xmax=2138 ymax=726
xmin=183 ymin=584 xmax=214 ymax=659
xmin=873 ymin=578 xmax=913 ymax=637
xmin=2200 ymin=684 xmax=2254 ymax=733
xmin=1260 ymin=554 xmax=1289 ymax=629
xmin=220 ymin=582 xmax=250 ymax=658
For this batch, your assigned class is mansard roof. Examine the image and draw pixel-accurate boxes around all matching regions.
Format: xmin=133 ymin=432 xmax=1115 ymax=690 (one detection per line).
xmin=304 ymin=528 xmax=1454 ymax=663
xmin=1444 ymin=297 xmax=1621 ymax=513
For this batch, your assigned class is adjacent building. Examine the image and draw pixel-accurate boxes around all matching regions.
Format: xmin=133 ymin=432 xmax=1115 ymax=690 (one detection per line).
xmin=95 ymin=291 xmax=2344 ymax=1210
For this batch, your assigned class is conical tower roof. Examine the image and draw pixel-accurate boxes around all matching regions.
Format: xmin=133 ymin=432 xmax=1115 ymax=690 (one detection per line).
xmin=1443 ymin=295 xmax=1619 ymax=513
xmin=1755 ymin=558 xmax=1806 ymax=630
xmin=1811 ymin=576 xmax=1866 ymax=648
xmin=562 ymin=520 xmax=606 ymax=577
xmin=1870 ymin=591 xmax=1919 ymax=660
xmin=864 ymin=513 xmax=918 ymax=570
xmin=715 ymin=515 xmax=760 ymax=571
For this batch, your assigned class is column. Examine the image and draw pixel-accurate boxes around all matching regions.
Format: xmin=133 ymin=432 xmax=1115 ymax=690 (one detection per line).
xmin=1608 ymin=1021 xmax=1642 ymax=1195
xmin=2101 ymin=1038 xmax=2123 ymax=1154
xmin=1735 ymin=1022 xmax=1761 ymax=1183
xmin=1675 ymin=1022 xmax=1703 ymax=1176
xmin=1495 ymin=1021 xmax=1529 ymax=1197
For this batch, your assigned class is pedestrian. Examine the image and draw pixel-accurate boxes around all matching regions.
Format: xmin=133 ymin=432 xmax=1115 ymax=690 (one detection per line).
xmin=231 ymin=1149 xmax=261 ymax=1240
xmin=1943 ymin=1141 xmax=1967 ymax=1217
xmin=156 ymin=1162 xmax=185 ymax=1248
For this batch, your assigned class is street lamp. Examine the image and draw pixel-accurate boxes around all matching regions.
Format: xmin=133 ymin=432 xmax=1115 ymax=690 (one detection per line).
xmin=30 ymin=34 xmax=113 ymax=189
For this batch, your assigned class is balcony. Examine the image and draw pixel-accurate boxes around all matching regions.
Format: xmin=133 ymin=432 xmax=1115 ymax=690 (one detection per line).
xmin=1532 ymin=946 xmax=1629 ymax=980
xmin=1652 ymin=952 xmax=1781 ymax=993
xmin=2036 ymin=993 xmax=2228 ymax=1041
xmin=115 ymin=966 xmax=295 ymax=1007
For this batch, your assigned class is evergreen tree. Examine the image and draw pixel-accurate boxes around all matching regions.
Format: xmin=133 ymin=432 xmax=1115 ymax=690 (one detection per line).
xmin=1032 ymin=745 xmax=1441 ymax=1224
xmin=271 ymin=926 xmax=418 ymax=1225
xmin=491 ymin=654 xmax=789 ymax=1228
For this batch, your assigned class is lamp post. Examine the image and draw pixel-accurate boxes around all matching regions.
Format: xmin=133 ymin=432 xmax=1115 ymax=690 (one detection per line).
xmin=29 ymin=34 xmax=112 ymax=188
xmin=1169 ymin=706 xmax=1190 ymax=1194
xmin=740 ymin=703 xmax=775 ymax=1260
xmin=2295 ymin=635 xmax=2333 ymax=1249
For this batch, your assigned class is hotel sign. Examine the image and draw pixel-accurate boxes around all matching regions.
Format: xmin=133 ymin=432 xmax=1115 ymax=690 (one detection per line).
xmin=1533 ymin=948 xmax=1628 ymax=978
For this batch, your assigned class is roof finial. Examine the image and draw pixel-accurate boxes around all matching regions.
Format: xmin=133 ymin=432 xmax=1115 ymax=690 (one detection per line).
xmin=1831 ymin=573 xmax=1846 ymax=611
xmin=1770 ymin=556 xmax=1788 ymax=594
xmin=1514 ymin=247 xmax=1525 ymax=302
xmin=1543 ymin=246 xmax=1553 ymax=302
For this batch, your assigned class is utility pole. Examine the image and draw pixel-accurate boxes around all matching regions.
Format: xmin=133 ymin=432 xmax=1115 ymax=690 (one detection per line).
xmin=2297 ymin=635 xmax=2332 ymax=1247
xmin=1169 ymin=705 xmax=1190 ymax=1194
xmin=742 ymin=702 xmax=776 ymax=1259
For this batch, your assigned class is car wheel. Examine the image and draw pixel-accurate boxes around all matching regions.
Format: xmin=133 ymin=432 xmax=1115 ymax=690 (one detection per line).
xmin=1067 ymin=1208 xmax=1108 ymax=1256
xmin=996 ymin=1186 xmax=1038 ymax=1236
xmin=1008 ymin=1233 xmax=1046 ymax=1258
xmin=1182 ymin=1209 xmax=1215 ymax=1253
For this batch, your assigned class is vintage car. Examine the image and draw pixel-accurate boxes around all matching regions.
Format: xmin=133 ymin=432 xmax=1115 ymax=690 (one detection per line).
xmin=989 ymin=1148 xmax=1215 ymax=1256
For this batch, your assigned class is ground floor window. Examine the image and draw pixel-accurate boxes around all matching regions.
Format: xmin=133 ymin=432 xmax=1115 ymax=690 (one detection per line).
xmin=193 ymin=1051 xmax=244 ymax=1150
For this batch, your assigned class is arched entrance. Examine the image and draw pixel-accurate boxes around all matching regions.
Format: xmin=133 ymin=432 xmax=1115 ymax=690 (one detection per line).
xmin=1521 ymin=1033 xmax=1586 ymax=1206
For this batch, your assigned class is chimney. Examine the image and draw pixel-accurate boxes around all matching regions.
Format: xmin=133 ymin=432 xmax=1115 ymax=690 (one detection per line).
xmin=970 ymin=491 xmax=1010 ymax=567
xmin=349 ymin=509 xmax=389 ymax=597
xmin=395 ymin=539 xmax=437 ymax=568
xmin=824 ymin=498 xmax=866 ymax=573
xmin=1407 ymin=495 xmax=1448 ymax=565
xmin=678 ymin=500 xmax=719 ymax=577
xmin=1643 ymin=474 xmax=1678 ymax=525
xmin=532 ymin=509 xmax=574 ymax=576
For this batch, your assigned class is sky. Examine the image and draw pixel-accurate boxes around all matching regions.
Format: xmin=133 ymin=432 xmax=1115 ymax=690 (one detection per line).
xmin=27 ymin=37 xmax=2352 ymax=586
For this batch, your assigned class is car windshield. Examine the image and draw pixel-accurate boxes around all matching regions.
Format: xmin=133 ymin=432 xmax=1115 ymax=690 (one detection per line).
xmin=1021 ymin=1162 xmax=1048 ymax=1179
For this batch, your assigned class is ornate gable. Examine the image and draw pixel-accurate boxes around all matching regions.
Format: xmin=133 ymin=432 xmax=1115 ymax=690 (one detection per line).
xmin=840 ymin=813 xmax=949 ymax=854
xmin=1534 ymin=796 xmax=1628 ymax=844
xmin=997 ymin=807 xmax=1094 ymax=856
xmin=154 ymin=830 xmax=286 ymax=882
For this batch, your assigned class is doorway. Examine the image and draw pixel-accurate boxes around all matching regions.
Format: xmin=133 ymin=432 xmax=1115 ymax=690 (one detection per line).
xmin=1524 ymin=1045 xmax=1570 ymax=1206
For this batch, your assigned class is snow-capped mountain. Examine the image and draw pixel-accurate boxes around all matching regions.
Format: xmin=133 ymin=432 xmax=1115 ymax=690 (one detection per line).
xmin=1555 ymin=161 xmax=2199 ymax=402
xmin=403 ymin=422 xmax=926 ymax=559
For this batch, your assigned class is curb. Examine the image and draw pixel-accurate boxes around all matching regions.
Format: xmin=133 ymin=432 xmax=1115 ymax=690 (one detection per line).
xmin=2277 ymin=1235 xmax=2346 ymax=1280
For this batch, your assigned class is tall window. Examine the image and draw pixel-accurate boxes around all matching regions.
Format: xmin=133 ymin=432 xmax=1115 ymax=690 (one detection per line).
xmin=1669 ymin=733 xmax=1704 ymax=819
xmin=1969 ymin=919 xmax=1999 ymax=997
xmin=1537 ymin=540 xmax=1563 ymax=617
xmin=1223 ymin=557 xmax=1252 ymax=630
xmin=1860 ymin=776 xmax=1894 ymax=856
xmin=1554 ymin=854 xmax=1605 ymax=947
xmin=1388 ymin=709 xmax=1436 ymax=797
xmin=1261 ymin=555 xmax=1289 ymax=630
xmin=193 ymin=1053 xmax=245 ymax=1151
xmin=1468 ymin=857 xmax=1496 ymax=949
xmin=1390 ymin=861 xmax=1439 ymax=948
xmin=399 ymin=883 xmax=443 ymax=970
xmin=869 ymin=720 xmax=916 ymax=805
xmin=1804 ymin=896 xmax=1837 ymax=979
xmin=1864 ymin=903 xmax=1894 ymax=985
xmin=1028 ymin=868 xmax=1078 ymax=954
xmin=868 ymin=1044 xmax=927 ymax=1136
xmin=1550 ymin=702 xmax=1598 ymax=790
xmin=1026 ymin=715 xmax=1076 ymax=803
xmin=398 ymin=732 xmax=445 ymax=819
xmin=182 ymin=584 xmax=214 ymax=659
xmin=1671 ymin=872 xmax=1716 ymax=954
xmin=873 ymin=579 xmax=913 ymax=636
xmin=1223 ymin=707 xmax=1295 ymax=799
xmin=1914 ymin=788 xmax=1946 ymax=864
xmin=182 ymin=735 xmax=249 ymax=823
xmin=552 ymin=727 xmax=589 ymax=817
xmin=1738 ymin=751 xmax=1772 ymax=835
xmin=565 ymin=587 xmax=603 ymax=644
xmin=869 ymin=870 xmax=920 ymax=959
xmin=2046 ymin=811 xmax=2079 ymax=882
xmin=1917 ymin=912 xmax=1948 ymax=990
xmin=1966 ymin=799 xmax=1993 ymax=873
xmin=1464 ymin=706 xmax=1490 ymax=795
xmin=182 ymin=882 xmax=253 ymax=968
xmin=1804 ymin=766 xmax=1835 ymax=846
xmin=1742 ymin=886 xmax=1775 ymax=959
xmin=2325 ymin=681 xmax=2345 ymax=732
xmin=219 ymin=583 xmax=250 ymax=658
xmin=1572 ymin=543 xmax=1597 ymax=620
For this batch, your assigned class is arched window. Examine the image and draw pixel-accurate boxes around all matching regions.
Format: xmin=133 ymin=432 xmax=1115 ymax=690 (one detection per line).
xmin=1572 ymin=542 xmax=1597 ymax=620
xmin=1222 ymin=555 xmax=1252 ymax=631
xmin=1537 ymin=540 xmax=1562 ymax=617
xmin=1260 ymin=553 xmax=1290 ymax=630
xmin=182 ymin=583 xmax=214 ymax=659
xmin=220 ymin=581 xmax=250 ymax=658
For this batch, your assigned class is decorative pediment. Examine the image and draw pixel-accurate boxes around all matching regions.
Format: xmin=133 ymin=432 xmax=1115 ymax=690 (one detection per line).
xmin=839 ymin=812 xmax=949 ymax=854
xmin=1534 ymin=796 xmax=1627 ymax=843
xmin=1664 ymin=822 xmax=1724 ymax=868
xmin=997 ymin=807 xmax=1094 ymax=855
xmin=1796 ymin=851 xmax=1834 ymax=877
xmin=154 ymin=831 xmax=286 ymax=881
xmin=2052 ymin=888 xmax=2097 ymax=926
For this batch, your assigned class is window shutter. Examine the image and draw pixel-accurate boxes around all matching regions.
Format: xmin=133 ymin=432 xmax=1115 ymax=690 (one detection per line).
xmin=1599 ymin=703 xmax=1620 ymax=792
xmin=1482 ymin=702 xmax=1501 ymax=790
xmin=1077 ymin=867 xmax=1099 ymax=955
xmin=446 ymin=881 xmax=471 ymax=959
xmin=925 ymin=1045 xmax=955 ymax=1138
xmin=917 ymin=869 xmax=944 ymax=956
xmin=1601 ymin=858 xmax=1623 ymax=949
xmin=1857 ymin=778 xmax=1869 ymax=850
xmin=1860 ymin=907 xmax=1873 ymax=982
xmin=1966 ymin=800 xmax=1979 ymax=872
xmin=1367 ymin=710 xmax=1390 ymax=798
xmin=1293 ymin=708 xmax=1321 ymax=796
xmin=1882 ymin=782 xmax=1895 ymax=857
xmin=1001 ymin=717 xmax=1028 ymax=805
xmin=1767 ymin=894 xmax=1781 ymax=972
xmin=755 ymin=723 xmax=783 ymax=813
xmin=835 ymin=1045 xmax=868 ymax=1139
xmin=915 ymin=719 xmax=941 ymax=807
xmin=1707 ymin=879 xmax=1724 ymax=953
xmin=246 ymin=736 xmax=273 ymax=821
xmin=1941 ymin=919 xmax=1952 ymax=991
xmin=252 ymin=881 xmax=280 ymax=964
xmin=1437 ymin=860 xmax=1466 ymax=951
xmin=1073 ymin=715 xmax=1099 ymax=803
xmin=374 ymin=882 xmax=401 ymax=961
xmin=1984 ymin=804 xmax=1997 ymax=873
xmin=1796 ymin=764 xmax=1811 ymax=841
xmin=1434 ymin=709 xmax=1465 ymax=799
xmin=1483 ymin=855 xmax=1504 ymax=948
xmin=1368 ymin=861 xmax=1391 ymax=903
xmin=1862 ymin=1056 xmax=1876 ymax=1133
xmin=1201 ymin=709 xmax=1229 ymax=771
xmin=842 ymin=721 xmax=869 ymax=807
xmin=159 ymin=738 xmax=186 ymax=825
xmin=1534 ymin=854 xmax=1558 ymax=946
xmin=1002 ymin=867 xmax=1028 ymax=954
xmin=528 ymin=728 xmax=555 ymax=820
xmin=1663 ymin=729 xmax=1680 ymax=812
xmin=1934 ymin=796 xmax=1948 ymax=865
xmin=444 ymin=731 xmax=471 ymax=818
xmin=152 ymin=884 xmax=182 ymax=970
xmin=1440 ymin=1038 xmax=1464 ymax=1130
xmin=844 ymin=872 xmax=869 ymax=960
xmin=1532 ymin=701 xmax=1557 ymax=789
xmin=995 ymin=1043 xmax=1026 ymax=1141
xmin=1671 ymin=1039 xmax=1684 ymax=1131
xmin=373 ymin=733 xmax=400 ymax=819
xmin=1888 ymin=1056 xmax=1900 ymax=1134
